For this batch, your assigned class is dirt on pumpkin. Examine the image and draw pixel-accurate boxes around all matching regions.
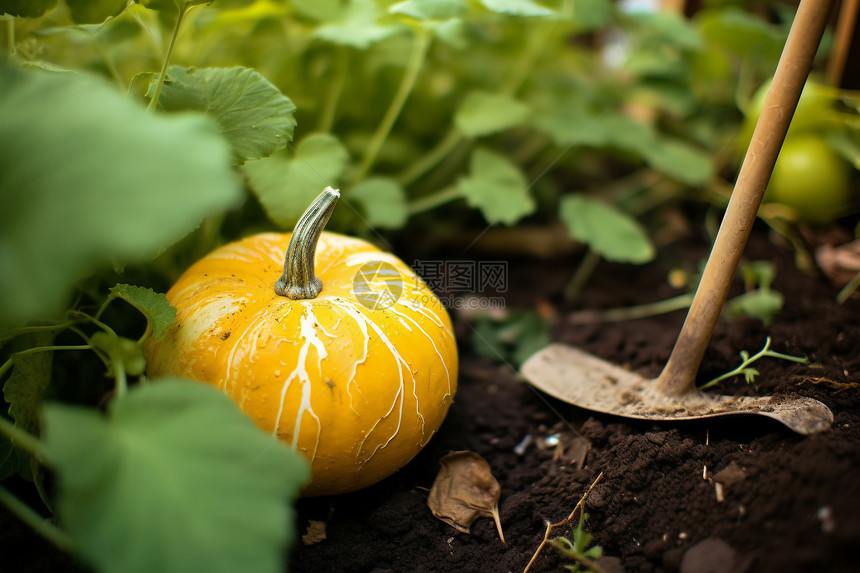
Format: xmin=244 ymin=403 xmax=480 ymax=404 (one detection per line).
xmin=2 ymin=224 xmax=860 ymax=573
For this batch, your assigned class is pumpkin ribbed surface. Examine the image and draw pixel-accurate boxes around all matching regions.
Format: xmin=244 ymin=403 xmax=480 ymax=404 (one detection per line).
xmin=145 ymin=231 xmax=458 ymax=496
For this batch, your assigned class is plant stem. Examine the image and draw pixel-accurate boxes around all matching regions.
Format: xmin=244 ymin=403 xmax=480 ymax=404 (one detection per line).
xmin=564 ymin=250 xmax=601 ymax=302
xmin=837 ymin=270 xmax=860 ymax=304
xmin=70 ymin=311 xmax=117 ymax=338
xmin=0 ymin=416 xmax=43 ymax=459
xmin=0 ymin=486 xmax=75 ymax=553
xmin=399 ymin=10 xmax=554 ymax=194
xmin=413 ymin=137 xmax=474 ymax=198
xmin=500 ymin=19 xmax=551 ymax=97
xmin=568 ymin=293 xmax=694 ymax=325
xmin=94 ymin=294 xmax=117 ymax=322
xmin=318 ymin=47 xmax=349 ymax=133
xmin=406 ymin=185 xmax=461 ymax=215
xmin=513 ymin=131 xmax=550 ymax=167
xmin=523 ymin=471 xmax=604 ymax=573
xmin=398 ymin=128 xmax=463 ymax=187
xmin=353 ymin=28 xmax=431 ymax=184
xmin=276 ymin=187 xmax=340 ymax=299
xmin=0 ymin=345 xmax=91 ymax=381
xmin=114 ymin=353 xmax=128 ymax=399
xmin=95 ymin=42 xmax=125 ymax=91
xmin=1 ymin=320 xmax=74 ymax=343
xmin=147 ymin=2 xmax=194 ymax=112
xmin=699 ymin=337 xmax=809 ymax=390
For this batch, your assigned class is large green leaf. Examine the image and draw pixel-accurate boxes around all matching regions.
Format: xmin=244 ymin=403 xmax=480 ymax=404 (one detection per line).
xmin=349 ymin=177 xmax=408 ymax=230
xmin=625 ymin=10 xmax=703 ymax=52
xmin=458 ymin=148 xmax=535 ymax=225
xmin=151 ymin=66 xmax=297 ymax=164
xmin=314 ymin=0 xmax=405 ymax=49
xmin=42 ymin=378 xmax=309 ymax=573
xmin=534 ymin=97 xmax=712 ymax=185
xmin=568 ymin=0 xmax=613 ymax=31
xmin=389 ymin=0 xmax=466 ymax=21
xmin=534 ymin=97 xmax=653 ymax=152
xmin=3 ymin=332 xmax=55 ymax=437
xmin=0 ymin=436 xmax=29 ymax=480
xmin=109 ymin=284 xmax=176 ymax=341
xmin=454 ymin=91 xmax=530 ymax=138
xmin=697 ymin=8 xmax=785 ymax=63
xmin=1 ymin=331 xmax=54 ymax=480
xmin=243 ymin=132 xmax=350 ymax=228
xmin=480 ymin=0 xmax=553 ymax=17
xmin=65 ymin=0 xmax=127 ymax=23
xmin=0 ymin=66 xmax=241 ymax=331
xmin=0 ymin=0 xmax=57 ymax=17
xmin=642 ymin=137 xmax=713 ymax=187
xmin=292 ymin=0 xmax=344 ymax=21
xmin=559 ymin=195 xmax=654 ymax=264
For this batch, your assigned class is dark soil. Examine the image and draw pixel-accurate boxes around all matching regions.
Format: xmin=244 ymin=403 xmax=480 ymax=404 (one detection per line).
xmin=3 ymin=225 xmax=859 ymax=573
xmin=289 ymin=226 xmax=860 ymax=573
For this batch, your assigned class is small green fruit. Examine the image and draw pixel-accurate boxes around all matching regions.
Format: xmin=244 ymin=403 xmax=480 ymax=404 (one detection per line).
xmin=737 ymin=78 xmax=837 ymax=154
xmin=765 ymin=134 xmax=852 ymax=223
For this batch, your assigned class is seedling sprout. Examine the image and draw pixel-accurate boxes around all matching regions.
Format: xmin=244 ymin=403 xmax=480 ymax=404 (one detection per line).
xmin=699 ymin=337 xmax=810 ymax=390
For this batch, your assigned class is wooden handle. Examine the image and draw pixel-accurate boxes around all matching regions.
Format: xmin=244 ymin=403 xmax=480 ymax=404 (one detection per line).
xmin=655 ymin=0 xmax=836 ymax=395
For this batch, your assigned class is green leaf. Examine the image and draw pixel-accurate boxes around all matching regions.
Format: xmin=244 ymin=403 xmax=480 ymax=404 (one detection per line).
xmin=390 ymin=0 xmax=467 ymax=21
xmin=65 ymin=0 xmax=127 ymax=23
xmin=697 ymin=8 xmax=785 ymax=63
xmin=140 ymin=0 xmax=179 ymax=18
xmin=472 ymin=311 xmax=550 ymax=367
xmin=0 ymin=436 xmax=29 ymax=480
xmin=1 ymin=331 xmax=54 ymax=480
xmin=244 ymin=133 xmax=350 ymax=228
xmin=568 ymin=0 xmax=613 ymax=31
xmin=533 ymin=94 xmax=599 ymax=146
xmin=725 ymin=290 xmax=784 ymax=325
xmin=432 ymin=17 xmax=467 ymax=48
xmin=42 ymin=378 xmax=310 ymax=573
xmin=455 ymin=91 xmax=530 ymax=138
xmin=535 ymin=98 xmax=712 ymax=185
xmin=559 ymin=195 xmax=654 ymax=264
xmin=0 ymin=66 xmax=241 ymax=331
xmin=625 ymin=10 xmax=703 ymax=52
xmin=3 ymin=332 xmax=55 ymax=436
xmin=826 ymin=128 xmax=860 ymax=169
xmin=0 ymin=0 xmax=57 ymax=17
xmin=109 ymin=284 xmax=177 ymax=341
xmin=349 ymin=178 xmax=408 ymax=230
xmin=314 ymin=0 xmax=405 ymax=49
xmin=535 ymin=99 xmax=653 ymax=152
xmin=480 ymin=0 xmax=553 ymax=17
xmin=458 ymin=148 xmax=535 ymax=225
xmin=643 ymin=137 xmax=713 ymax=186
xmin=151 ymin=66 xmax=297 ymax=164
xmin=292 ymin=0 xmax=345 ymax=21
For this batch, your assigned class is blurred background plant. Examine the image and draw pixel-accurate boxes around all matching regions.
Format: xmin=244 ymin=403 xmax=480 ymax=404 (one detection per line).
xmin=6 ymin=0 xmax=857 ymax=286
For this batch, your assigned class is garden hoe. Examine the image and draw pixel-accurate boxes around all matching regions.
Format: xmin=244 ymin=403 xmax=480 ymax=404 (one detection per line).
xmin=521 ymin=0 xmax=835 ymax=435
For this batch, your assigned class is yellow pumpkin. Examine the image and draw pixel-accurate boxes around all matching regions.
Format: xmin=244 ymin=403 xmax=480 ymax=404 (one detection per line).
xmin=145 ymin=188 xmax=458 ymax=496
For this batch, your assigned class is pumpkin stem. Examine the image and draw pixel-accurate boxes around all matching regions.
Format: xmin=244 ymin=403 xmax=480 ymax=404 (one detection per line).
xmin=275 ymin=187 xmax=340 ymax=299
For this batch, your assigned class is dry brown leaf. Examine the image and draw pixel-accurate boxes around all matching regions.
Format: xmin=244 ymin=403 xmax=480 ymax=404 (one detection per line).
xmin=301 ymin=520 xmax=327 ymax=546
xmin=427 ymin=451 xmax=505 ymax=543
xmin=815 ymin=240 xmax=860 ymax=287
xmin=551 ymin=432 xmax=591 ymax=469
